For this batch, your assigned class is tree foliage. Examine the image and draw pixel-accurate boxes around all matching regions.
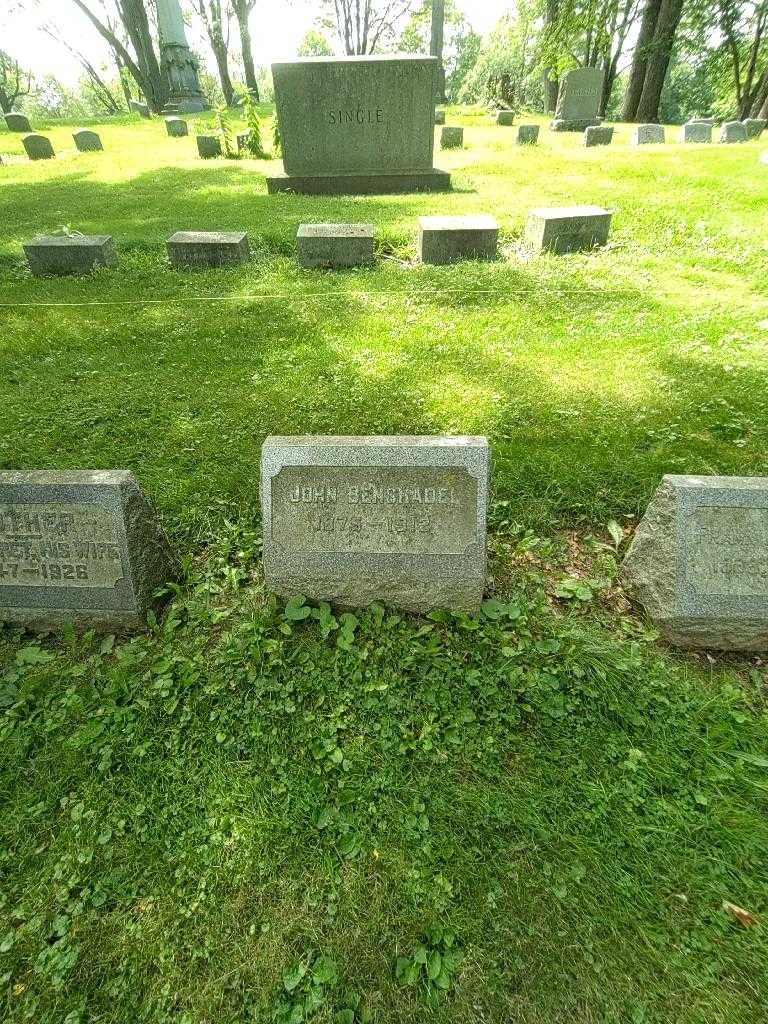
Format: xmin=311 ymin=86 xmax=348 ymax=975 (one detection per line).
xmin=397 ymin=0 xmax=480 ymax=102
xmin=0 ymin=50 xmax=33 ymax=114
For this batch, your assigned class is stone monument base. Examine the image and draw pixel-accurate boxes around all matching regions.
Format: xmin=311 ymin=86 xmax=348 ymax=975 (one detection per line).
xmin=267 ymin=169 xmax=451 ymax=196
xmin=550 ymin=118 xmax=603 ymax=132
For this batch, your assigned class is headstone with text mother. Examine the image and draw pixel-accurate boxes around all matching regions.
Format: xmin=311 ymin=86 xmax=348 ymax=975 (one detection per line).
xmin=267 ymin=55 xmax=450 ymax=195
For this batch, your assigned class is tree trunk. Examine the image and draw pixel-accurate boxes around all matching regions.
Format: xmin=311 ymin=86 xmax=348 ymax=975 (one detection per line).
xmin=622 ymin=0 xmax=662 ymax=121
xmin=750 ymin=70 xmax=768 ymax=117
xmin=0 ymin=90 xmax=12 ymax=114
xmin=544 ymin=0 xmax=559 ymax=113
xmin=635 ymin=0 xmax=683 ymax=123
xmin=119 ymin=0 xmax=167 ymax=110
xmin=233 ymin=1 xmax=260 ymax=99
xmin=212 ymin=38 xmax=235 ymax=105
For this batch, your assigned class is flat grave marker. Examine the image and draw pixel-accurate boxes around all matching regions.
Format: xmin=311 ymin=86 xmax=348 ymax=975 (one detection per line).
xmin=526 ymin=205 xmax=612 ymax=254
xmin=297 ymin=224 xmax=375 ymax=269
xmin=585 ymin=125 xmax=613 ymax=147
xmin=167 ymin=231 xmax=250 ymax=269
xmin=418 ymin=215 xmax=499 ymax=265
xmin=23 ymin=235 xmax=116 ymax=276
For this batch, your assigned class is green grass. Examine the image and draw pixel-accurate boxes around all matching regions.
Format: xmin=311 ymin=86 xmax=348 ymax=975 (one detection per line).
xmin=1 ymin=107 xmax=767 ymax=1023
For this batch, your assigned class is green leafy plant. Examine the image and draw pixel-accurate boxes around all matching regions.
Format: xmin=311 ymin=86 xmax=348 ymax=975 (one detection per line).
xmin=395 ymin=926 xmax=462 ymax=1001
xmin=272 ymin=954 xmax=370 ymax=1023
xmin=272 ymin=113 xmax=282 ymax=156
xmin=215 ymin=105 xmax=236 ymax=159
xmin=241 ymin=93 xmax=269 ymax=158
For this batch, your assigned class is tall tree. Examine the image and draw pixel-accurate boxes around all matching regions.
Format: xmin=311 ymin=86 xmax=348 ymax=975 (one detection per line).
xmin=622 ymin=0 xmax=683 ymax=121
xmin=190 ymin=0 xmax=235 ymax=105
xmin=324 ymin=0 xmax=417 ymax=54
xmin=230 ymin=0 xmax=259 ymax=99
xmin=0 ymin=51 xmax=33 ymax=113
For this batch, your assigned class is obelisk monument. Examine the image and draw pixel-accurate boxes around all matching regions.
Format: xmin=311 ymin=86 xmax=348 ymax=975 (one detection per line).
xmin=156 ymin=0 xmax=208 ymax=112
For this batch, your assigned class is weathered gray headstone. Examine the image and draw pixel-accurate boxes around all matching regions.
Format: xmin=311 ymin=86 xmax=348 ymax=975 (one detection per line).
xmin=743 ymin=118 xmax=765 ymax=139
xmin=0 ymin=470 xmax=175 ymax=632
xmin=680 ymin=122 xmax=712 ymax=143
xmin=267 ymin=55 xmax=450 ymax=194
xmin=525 ymin=205 xmax=612 ymax=254
xmin=418 ymin=215 xmax=499 ymax=265
xmin=23 ymin=235 xmax=116 ymax=276
xmin=165 ymin=117 xmax=188 ymax=137
xmin=496 ymin=110 xmax=515 ymax=126
xmin=73 ymin=129 xmax=103 ymax=152
xmin=516 ymin=124 xmax=539 ymax=145
xmin=130 ymin=99 xmax=151 ymax=118
xmin=23 ymin=134 xmax=55 ymax=161
xmin=623 ymin=474 xmax=768 ymax=650
xmin=261 ymin=435 xmax=489 ymax=612
xmin=4 ymin=112 xmax=31 ymax=132
xmin=434 ymin=110 xmax=445 ymax=125
xmin=585 ymin=125 xmax=613 ymax=147
xmin=632 ymin=123 xmax=665 ymax=145
xmin=167 ymin=231 xmax=249 ymax=268
xmin=551 ymin=68 xmax=603 ymax=131
xmin=297 ymin=224 xmax=375 ymax=269
xmin=236 ymin=129 xmax=252 ymax=151
xmin=196 ymin=134 xmax=222 ymax=158
xmin=440 ymin=125 xmax=463 ymax=149
xmin=720 ymin=120 xmax=747 ymax=143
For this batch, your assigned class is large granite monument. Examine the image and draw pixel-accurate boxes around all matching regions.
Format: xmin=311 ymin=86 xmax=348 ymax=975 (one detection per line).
xmin=261 ymin=436 xmax=488 ymax=611
xmin=551 ymin=68 xmax=603 ymax=131
xmin=0 ymin=471 xmax=175 ymax=632
xmin=156 ymin=0 xmax=208 ymax=112
xmin=623 ymin=474 xmax=768 ymax=650
xmin=267 ymin=55 xmax=450 ymax=195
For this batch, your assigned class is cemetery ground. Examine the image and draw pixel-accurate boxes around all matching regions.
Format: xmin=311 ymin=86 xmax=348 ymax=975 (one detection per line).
xmin=1 ymin=107 xmax=768 ymax=1024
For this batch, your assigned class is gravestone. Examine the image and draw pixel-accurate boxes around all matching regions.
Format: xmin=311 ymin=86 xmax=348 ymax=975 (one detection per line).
xmin=297 ymin=224 xmax=375 ymax=269
xmin=585 ymin=125 xmax=613 ymax=147
xmin=720 ymin=120 xmax=747 ymax=143
xmin=23 ymin=134 xmax=55 ymax=160
xmin=0 ymin=470 xmax=175 ymax=632
xmin=516 ymin=124 xmax=539 ymax=145
xmin=73 ymin=129 xmax=103 ymax=152
xmin=267 ymin=55 xmax=450 ymax=194
xmin=4 ymin=112 xmax=31 ymax=132
xmin=689 ymin=117 xmax=716 ymax=126
xmin=23 ymin=235 xmax=116 ymax=276
xmin=167 ymin=231 xmax=249 ymax=268
xmin=130 ymin=99 xmax=150 ymax=118
xmin=418 ymin=215 xmax=498 ymax=265
xmin=196 ymin=134 xmax=222 ymax=158
xmin=525 ymin=205 xmax=612 ymax=254
xmin=236 ymin=129 xmax=252 ymax=151
xmin=434 ymin=110 xmax=445 ymax=125
xmin=623 ymin=474 xmax=768 ymax=650
xmin=165 ymin=117 xmax=188 ymax=137
xmin=680 ymin=122 xmax=712 ymax=143
xmin=440 ymin=126 xmax=463 ymax=149
xmin=261 ymin=435 xmax=489 ymax=612
xmin=496 ymin=110 xmax=515 ymax=126
xmin=551 ymin=68 xmax=603 ymax=131
xmin=632 ymin=123 xmax=665 ymax=145
xmin=743 ymin=118 xmax=765 ymax=139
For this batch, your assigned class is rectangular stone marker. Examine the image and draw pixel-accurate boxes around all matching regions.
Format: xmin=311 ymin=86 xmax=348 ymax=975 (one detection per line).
xmin=632 ymin=124 xmax=665 ymax=145
xmin=496 ymin=110 xmax=515 ymax=126
xmin=197 ymin=134 xmax=222 ymax=158
xmin=418 ymin=215 xmax=499 ymax=265
xmin=23 ymin=134 xmax=54 ymax=161
xmin=585 ymin=125 xmax=613 ymax=147
xmin=297 ymin=224 xmax=375 ymax=269
xmin=720 ymin=121 xmax=747 ymax=143
xmin=237 ymin=129 xmax=252 ymax=151
xmin=267 ymin=55 xmax=450 ymax=195
xmin=261 ymin=436 xmax=489 ymax=612
xmin=525 ymin=205 xmax=611 ymax=254
xmin=434 ymin=110 xmax=445 ymax=125
xmin=440 ymin=126 xmax=463 ymax=149
xmin=166 ymin=117 xmax=189 ymax=137
xmin=73 ymin=129 xmax=103 ymax=152
xmin=516 ymin=124 xmax=540 ymax=145
xmin=623 ymin=474 xmax=768 ymax=650
xmin=551 ymin=68 xmax=603 ymax=131
xmin=167 ymin=231 xmax=249 ymax=269
xmin=0 ymin=470 xmax=175 ymax=632
xmin=23 ymin=235 xmax=116 ymax=276
xmin=743 ymin=118 xmax=765 ymax=139
xmin=680 ymin=122 xmax=712 ymax=143
xmin=5 ymin=112 xmax=31 ymax=132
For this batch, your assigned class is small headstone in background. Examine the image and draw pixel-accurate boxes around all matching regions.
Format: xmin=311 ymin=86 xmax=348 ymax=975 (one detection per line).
xmin=434 ymin=110 xmax=445 ymax=125
xmin=525 ymin=205 xmax=612 ymax=254
xmin=623 ymin=474 xmax=768 ymax=650
xmin=167 ymin=231 xmax=250 ymax=269
xmin=297 ymin=224 xmax=375 ymax=269
xmin=196 ymin=134 xmax=222 ymax=158
xmin=585 ymin=125 xmax=614 ymax=147
xmin=720 ymin=120 xmax=747 ymax=143
xmin=632 ymin=123 xmax=665 ymax=145
xmin=496 ymin=110 xmax=515 ymax=126
xmin=4 ymin=112 xmax=31 ymax=132
xmin=236 ymin=129 xmax=252 ymax=152
xmin=689 ymin=117 xmax=716 ymax=126
xmin=0 ymin=470 xmax=175 ymax=633
xmin=261 ymin=435 xmax=489 ymax=612
xmin=22 ymin=134 xmax=55 ymax=161
xmin=165 ymin=117 xmax=188 ymax=137
xmin=551 ymin=68 xmax=603 ymax=131
xmin=743 ymin=118 xmax=766 ymax=139
xmin=73 ymin=129 xmax=103 ymax=152
xmin=130 ymin=99 xmax=150 ymax=118
xmin=680 ymin=122 xmax=712 ymax=143
xmin=440 ymin=126 xmax=464 ymax=149
xmin=418 ymin=215 xmax=499 ymax=265
xmin=23 ymin=235 xmax=117 ymax=276
xmin=516 ymin=124 xmax=539 ymax=145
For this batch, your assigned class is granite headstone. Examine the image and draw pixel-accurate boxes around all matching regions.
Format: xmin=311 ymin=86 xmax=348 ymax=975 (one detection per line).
xmin=23 ymin=134 xmax=54 ymax=160
xmin=632 ymin=124 xmax=665 ymax=145
xmin=73 ymin=129 xmax=103 ymax=152
xmin=551 ymin=68 xmax=603 ymax=131
xmin=4 ymin=112 xmax=31 ymax=132
xmin=23 ymin=235 xmax=116 ymax=276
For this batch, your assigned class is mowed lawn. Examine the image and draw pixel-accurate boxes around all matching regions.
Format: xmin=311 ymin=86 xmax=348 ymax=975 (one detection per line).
xmin=1 ymin=108 xmax=768 ymax=1024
